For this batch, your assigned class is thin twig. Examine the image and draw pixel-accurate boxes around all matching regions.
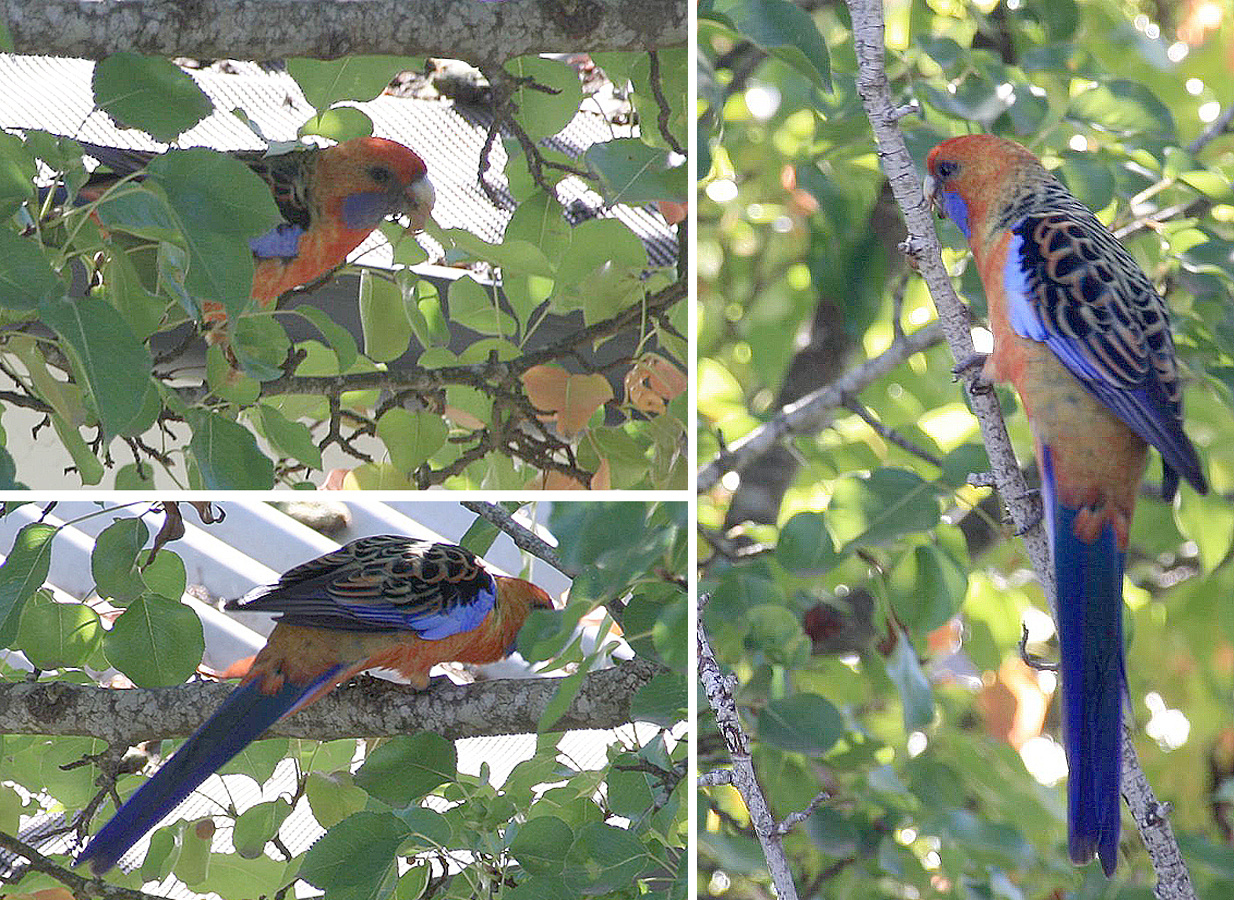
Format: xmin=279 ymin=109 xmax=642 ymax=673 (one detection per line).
xmin=843 ymin=396 xmax=943 ymax=468
xmin=697 ymin=322 xmax=943 ymax=492
xmin=0 ymin=828 xmax=165 ymax=900
xmin=773 ymin=790 xmax=831 ymax=836
xmin=460 ymin=500 xmax=574 ymax=577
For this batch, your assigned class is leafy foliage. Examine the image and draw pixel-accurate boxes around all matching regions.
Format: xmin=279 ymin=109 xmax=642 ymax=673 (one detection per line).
xmin=0 ymin=51 xmax=686 ymax=488
xmin=0 ymin=500 xmax=687 ymax=899
xmin=700 ymin=0 xmax=1234 ymax=895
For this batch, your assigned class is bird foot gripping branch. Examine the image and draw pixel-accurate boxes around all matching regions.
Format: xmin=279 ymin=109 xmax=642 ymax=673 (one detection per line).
xmin=75 ymin=536 xmax=552 ymax=875
xmin=925 ymin=133 xmax=1208 ymax=876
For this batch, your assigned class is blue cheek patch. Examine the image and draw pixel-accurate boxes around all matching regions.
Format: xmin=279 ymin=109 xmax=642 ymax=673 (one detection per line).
xmin=249 ymin=223 xmax=305 ymax=260
xmin=342 ymin=191 xmax=394 ymax=231
xmin=940 ymin=189 xmax=972 ymax=240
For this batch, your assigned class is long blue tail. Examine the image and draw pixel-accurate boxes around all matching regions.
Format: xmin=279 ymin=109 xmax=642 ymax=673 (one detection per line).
xmin=1044 ymin=450 xmax=1125 ymax=876
xmin=77 ymin=665 xmax=343 ymax=875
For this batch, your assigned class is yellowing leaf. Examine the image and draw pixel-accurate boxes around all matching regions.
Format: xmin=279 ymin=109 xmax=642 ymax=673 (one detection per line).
xmin=522 ymin=364 xmax=613 ymax=436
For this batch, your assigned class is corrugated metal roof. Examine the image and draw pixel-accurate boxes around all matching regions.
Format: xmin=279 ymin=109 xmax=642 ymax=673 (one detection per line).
xmin=0 ymin=53 xmax=679 ymax=271
xmin=0 ymin=499 xmax=657 ymax=897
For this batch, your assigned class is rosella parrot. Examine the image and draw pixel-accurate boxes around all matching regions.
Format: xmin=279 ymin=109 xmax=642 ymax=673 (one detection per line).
xmin=924 ymin=134 xmax=1207 ymax=874
xmin=69 ymin=136 xmax=434 ymax=339
xmin=76 ymin=535 xmax=554 ymax=875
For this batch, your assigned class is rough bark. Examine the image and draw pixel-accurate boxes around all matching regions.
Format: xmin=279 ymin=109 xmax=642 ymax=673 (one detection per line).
xmin=1 ymin=0 xmax=685 ymax=62
xmin=0 ymin=657 xmax=663 ymax=744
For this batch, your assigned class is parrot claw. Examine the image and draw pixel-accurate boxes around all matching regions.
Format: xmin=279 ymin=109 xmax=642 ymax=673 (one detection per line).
xmin=1018 ymin=623 xmax=1058 ymax=672
xmin=1012 ymin=492 xmax=1043 ymax=535
xmin=951 ymin=351 xmax=987 ymax=379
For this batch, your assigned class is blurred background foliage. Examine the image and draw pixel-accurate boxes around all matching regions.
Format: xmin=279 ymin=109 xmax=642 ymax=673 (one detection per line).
xmin=698 ymin=0 xmax=1234 ymax=895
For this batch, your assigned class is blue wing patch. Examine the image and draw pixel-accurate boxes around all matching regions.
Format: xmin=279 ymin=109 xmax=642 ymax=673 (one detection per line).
xmin=249 ymin=223 xmax=306 ymax=259
xmin=227 ymin=537 xmax=499 ymax=641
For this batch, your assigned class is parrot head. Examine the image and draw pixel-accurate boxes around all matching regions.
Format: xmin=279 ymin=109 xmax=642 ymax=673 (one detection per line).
xmin=325 ymin=136 xmax=435 ymax=235
xmin=924 ymin=134 xmax=1043 ymax=242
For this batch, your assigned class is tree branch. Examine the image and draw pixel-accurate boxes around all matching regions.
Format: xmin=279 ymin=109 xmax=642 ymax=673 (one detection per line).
xmin=697 ymin=594 xmax=801 ymax=900
xmin=696 ymin=322 xmax=943 ymax=493
xmin=844 ymin=0 xmax=1196 ymax=894
xmin=0 ymin=829 xmax=166 ymax=900
xmin=461 ymin=500 xmax=574 ymax=577
xmin=0 ymin=657 xmax=663 ymax=744
xmin=1 ymin=0 xmax=686 ymax=62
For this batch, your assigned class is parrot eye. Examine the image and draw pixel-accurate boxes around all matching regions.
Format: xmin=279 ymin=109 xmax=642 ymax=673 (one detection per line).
xmin=936 ymin=160 xmax=959 ymax=179
xmin=368 ymin=165 xmax=392 ymax=184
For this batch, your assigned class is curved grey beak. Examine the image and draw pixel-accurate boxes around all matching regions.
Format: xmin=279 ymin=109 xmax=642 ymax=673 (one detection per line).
xmin=404 ymin=175 xmax=435 ymax=231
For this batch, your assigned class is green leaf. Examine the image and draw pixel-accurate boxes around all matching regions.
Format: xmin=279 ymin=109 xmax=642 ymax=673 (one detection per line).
xmin=827 ymin=468 xmax=941 ymax=549
xmin=554 ymin=219 xmax=647 ymax=310
xmin=0 ymin=132 xmax=35 ymax=219
xmin=139 ymin=824 xmax=180 ymax=883
xmin=231 ymin=315 xmax=292 ymax=381
xmin=885 ymin=625 xmax=935 ymax=731
xmin=509 ymin=816 xmax=574 ymax=875
xmin=39 ymin=294 xmax=158 ymax=438
xmin=1176 ymin=488 xmax=1234 ymax=572
xmin=562 ymin=822 xmax=649 ymax=895
xmin=757 ymin=694 xmax=845 ymax=755
xmin=377 ymin=408 xmax=447 ymax=474
xmin=299 ymin=810 xmax=407 ymax=899
xmin=504 ymin=56 xmax=583 ymax=142
xmin=305 ymin=771 xmax=369 ymax=829
xmin=886 ymin=544 xmax=968 ymax=637
xmin=232 ymin=798 xmax=292 ymax=859
xmin=358 ymin=270 xmax=412 ymax=362
xmin=187 ymin=410 xmax=276 ymax=490
xmin=776 ymin=511 xmax=841 ymax=572
xmin=92 ymin=517 xmax=150 ymax=603
xmin=448 ymin=276 xmax=516 ymax=336
xmin=102 ymin=594 xmax=205 ymax=687
xmin=92 ymin=53 xmax=214 ymax=142
xmin=50 ymin=415 xmax=105 ymax=486
xmin=586 ymin=139 xmax=686 ymax=205
xmin=706 ymin=0 xmax=831 ymax=91
xmin=405 ymin=278 xmax=451 ymax=348
xmin=15 ymin=589 xmax=102 ymax=669
xmin=539 ymin=668 xmax=588 ymax=732
xmin=93 ymin=183 xmax=184 ymax=244
xmin=142 ymin=550 xmax=187 ymax=602
xmin=505 ymin=191 xmax=572 ymax=268
xmin=630 ymin=670 xmax=687 ymax=727
xmin=217 ymin=737 xmax=287 ymax=782
xmin=298 ymin=304 xmax=359 ymax=371
xmin=1057 ymin=151 xmax=1115 ymax=212
xmin=0 ymin=228 xmax=63 ymax=310
xmin=299 ymin=106 xmax=375 ymax=142
xmin=0 ymin=523 xmax=58 ymax=644
xmin=145 ymin=149 xmax=283 ymax=320
xmin=255 ymin=404 xmax=324 ymax=471
xmin=288 ymin=56 xmax=422 ymax=110
xmin=443 ymin=229 xmax=556 ymax=278
xmin=505 ymin=877 xmax=578 ymax=900
xmin=392 ymin=806 xmax=453 ymax=851
xmin=1069 ymin=79 xmax=1176 ymax=137
xmin=354 ymin=733 xmax=456 ymax=805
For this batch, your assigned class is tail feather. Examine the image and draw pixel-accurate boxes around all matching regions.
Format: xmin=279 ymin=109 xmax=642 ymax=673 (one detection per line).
xmin=1049 ymin=481 xmax=1125 ymax=876
xmin=76 ymin=665 xmax=344 ymax=875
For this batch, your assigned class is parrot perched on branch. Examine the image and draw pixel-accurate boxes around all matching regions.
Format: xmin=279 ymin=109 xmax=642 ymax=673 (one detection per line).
xmin=76 ymin=535 xmax=553 ymax=875
xmin=924 ymin=134 xmax=1207 ymax=875
xmin=69 ymin=136 xmax=434 ymax=340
